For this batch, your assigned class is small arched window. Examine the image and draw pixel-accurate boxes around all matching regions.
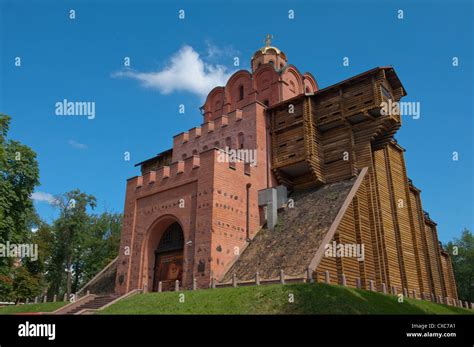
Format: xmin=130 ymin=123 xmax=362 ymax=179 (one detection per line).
xmin=181 ymin=153 xmax=187 ymax=160
xmin=192 ymin=149 xmax=198 ymax=155
xmin=238 ymin=85 xmax=244 ymax=101
xmin=238 ymin=132 xmax=244 ymax=149
xmin=225 ymin=137 xmax=232 ymax=149
xmin=214 ymin=141 xmax=220 ymax=148
xmin=269 ymin=60 xmax=274 ymax=67
xmin=203 ymin=145 xmax=208 ymax=151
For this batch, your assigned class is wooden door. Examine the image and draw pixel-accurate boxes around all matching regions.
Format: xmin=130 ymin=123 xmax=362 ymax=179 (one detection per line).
xmin=153 ymin=251 xmax=183 ymax=291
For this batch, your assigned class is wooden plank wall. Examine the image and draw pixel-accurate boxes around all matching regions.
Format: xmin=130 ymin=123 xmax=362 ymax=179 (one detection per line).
xmin=271 ymin=106 xmax=306 ymax=169
xmin=321 ymin=126 xmax=354 ymax=183
xmin=440 ymin=252 xmax=458 ymax=300
xmin=408 ymin=187 xmax=432 ymax=296
xmin=315 ymin=174 xmax=383 ymax=290
xmin=424 ymin=221 xmax=444 ymax=298
xmin=305 ymin=98 xmax=325 ymax=181
xmin=336 ymin=203 xmax=360 ymax=287
xmin=310 ymin=140 xmax=458 ymax=302
xmin=373 ymin=148 xmax=404 ymax=290
xmin=386 ymin=145 xmax=420 ymax=292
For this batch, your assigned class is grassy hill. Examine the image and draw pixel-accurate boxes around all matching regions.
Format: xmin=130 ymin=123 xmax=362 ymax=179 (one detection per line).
xmin=100 ymin=282 xmax=472 ymax=315
xmin=0 ymin=301 xmax=66 ymax=314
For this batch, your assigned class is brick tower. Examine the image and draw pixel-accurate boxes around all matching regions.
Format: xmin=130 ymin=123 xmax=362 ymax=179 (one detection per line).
xmin=114 ymin=37 xmax=318 ymax=294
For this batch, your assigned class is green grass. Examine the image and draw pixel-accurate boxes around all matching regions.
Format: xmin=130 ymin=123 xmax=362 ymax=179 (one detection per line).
xmin=99 ymin=283 xmax=472 ymax=315
xmin=0 ymin=301 xmax=67 ymax=314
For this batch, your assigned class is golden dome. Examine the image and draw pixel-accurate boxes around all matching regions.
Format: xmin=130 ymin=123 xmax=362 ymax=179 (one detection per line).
xmin=251 ymin=35 xmax=288 ymax=62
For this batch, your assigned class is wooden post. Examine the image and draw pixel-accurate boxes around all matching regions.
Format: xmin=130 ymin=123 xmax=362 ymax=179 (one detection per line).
xmin=232 ymin=274 xmax=237 ymax=288
xmin=391 ymin=286 xmax=397 ymax=295
xmin=430 ymin=293 xmax=435 ymax=302
xmin=175 ymin=280 xmax=180 ymax=292
xmin=306 ymin=268 xmax=314 ymax=284
xmin=86 ymin=290 xmax=90 ymax=296
xmin=445 ymin=297 xmax=450 ymax=306
xmin=438 ymin=295 xmax=443 ymax=304
xmin=63 ymin=293 xmax=67 ymax=302
xmin=369 ymin=280 xmax=375 ymax=291
xmin=255 ymin=272 xmax=260 ymax=286
xmin=26 ymin=298 xmax=29 ymax=304
xmin=280 ymin=270 xmax=285 ymax=284
xmin=324 ymin=271 xmax=330 ymax=284
xmin=341 ymin=274 xmax=346 ymax=286
xmin=412 ymin=289 xmax=417 ymax=299
xmin=53 ymin=295 xmax=57 ymax=302
xmin=465 ymin=301 xmax=469 ymax=309
xmin=34 ymin=296 xmax=38 ymax=304
xmin=193 ymin=278 xmax=197 ymax=290
xmin=43 ymin=295 xmax=47 ymax=303
xmin=158 ymin=281 xmax=162 ymax=292
xmin=211 ymin=278 xmax=216 ymax=289
xmin=382 ymin=283 xmax=387 ymax=294
xmin=403 ymin=288 xmax=408 ymax=298
xmin=355 ymin=277 xmax=361 ymax=289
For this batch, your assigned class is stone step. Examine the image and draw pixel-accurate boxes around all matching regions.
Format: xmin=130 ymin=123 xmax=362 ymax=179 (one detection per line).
xmin=63 ymin=295 xmax=118 ymax=314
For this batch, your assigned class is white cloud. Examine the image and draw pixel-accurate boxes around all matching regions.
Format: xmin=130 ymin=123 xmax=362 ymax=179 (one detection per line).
xmin=69 ymin=140 xmax=88 ymax=150
xmin=112 ymin=45 xmax=234 ymax=97
xmin=31 ymin=192 xmax=59 ymax=205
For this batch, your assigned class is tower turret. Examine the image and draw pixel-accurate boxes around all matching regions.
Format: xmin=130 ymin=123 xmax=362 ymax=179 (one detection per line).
xmin=251 ymin=34 xmax=288 ymax=72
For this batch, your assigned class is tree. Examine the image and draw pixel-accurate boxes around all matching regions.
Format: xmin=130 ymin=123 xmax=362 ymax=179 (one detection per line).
xmin=445 ymin=229 xmax=474 ymax=302
xmin=50 ymin=190 xmax=96 ymax=296
xmin=78 ymin=212 xmax=122 ymax=289
xmin=0 ymin=114 xmax=40 ymax=301
xmin=47 ymin=196 xmax=122 ymax=296
xmin=11 ymin=266 xmax=41 ymax=303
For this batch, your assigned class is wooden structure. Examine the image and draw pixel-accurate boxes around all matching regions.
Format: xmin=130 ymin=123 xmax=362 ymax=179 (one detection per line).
xmin=267 ymin=66 xmax=458 ymax=301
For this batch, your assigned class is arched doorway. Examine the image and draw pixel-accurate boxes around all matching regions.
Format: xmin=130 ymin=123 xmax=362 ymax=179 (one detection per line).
xmin=152 ymin=222 xmax=184 ymax=291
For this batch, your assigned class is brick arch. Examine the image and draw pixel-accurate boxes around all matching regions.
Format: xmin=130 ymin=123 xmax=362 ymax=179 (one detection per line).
xmin=303 ymin=72 xmax=319 ymax=93
xmin=253 ymin=65 xmax=280 ymax=105
xmin=253 ymin=64 xmax=279 ymax=90
xmin=203 ymin=86 xmax=225 ymax=121
xmin=224 ymin=70 xmax=253 ymax=109
xmin=139 ymin=214 xmax=186 ymax=291
xmin=282 ymin=65 xmax=304 ymax=95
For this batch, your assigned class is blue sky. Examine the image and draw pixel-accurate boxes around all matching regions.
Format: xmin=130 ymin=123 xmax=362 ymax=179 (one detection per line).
xmin=0 ymin=0 xmax=472 ymax=242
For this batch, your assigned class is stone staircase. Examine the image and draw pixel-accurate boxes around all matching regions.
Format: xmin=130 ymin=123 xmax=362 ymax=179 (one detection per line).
xmin=58 ymin=294 xmax=119 ymax=315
